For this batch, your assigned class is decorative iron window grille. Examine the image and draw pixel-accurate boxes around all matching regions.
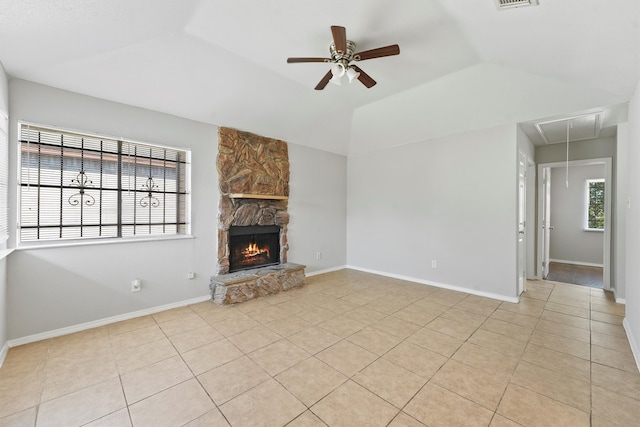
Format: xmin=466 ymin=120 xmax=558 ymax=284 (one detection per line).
xmin=19 ymin=124 xmax=190 ymax=242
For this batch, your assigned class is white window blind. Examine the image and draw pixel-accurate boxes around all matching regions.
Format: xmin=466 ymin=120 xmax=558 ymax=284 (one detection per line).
xmin=19 ymin=124 xmax=190 ymax=243
xmin=0 ymin=112 xmax=8 ymax=244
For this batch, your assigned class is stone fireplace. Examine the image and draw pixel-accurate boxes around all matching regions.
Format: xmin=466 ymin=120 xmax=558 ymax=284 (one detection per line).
xmin=210 ymin=127 xmax=305 ymax=304
xmin=216 ymin=196 xmax=289 ymax=275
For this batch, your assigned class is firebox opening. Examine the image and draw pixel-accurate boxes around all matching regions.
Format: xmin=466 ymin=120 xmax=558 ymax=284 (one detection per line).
xmin=229 ymin=225 xmax=281 ymax=273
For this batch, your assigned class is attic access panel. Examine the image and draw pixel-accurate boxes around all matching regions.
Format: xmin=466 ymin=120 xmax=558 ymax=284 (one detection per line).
xmin=534 ymin=112 xmax=603 ymax=145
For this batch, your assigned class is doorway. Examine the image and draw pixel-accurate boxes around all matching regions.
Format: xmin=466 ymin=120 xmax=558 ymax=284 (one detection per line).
xmin=546 ymin=261 xmax=603 ymax=288
xmin=537 ymin=158 xmax=611 ymax=290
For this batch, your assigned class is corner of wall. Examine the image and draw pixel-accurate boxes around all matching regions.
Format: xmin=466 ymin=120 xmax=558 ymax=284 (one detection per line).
xmin=0 ymin=339 xmax=8 ymax=367
xmin=624 ymin=79 xmax=640 ymax=373
xmin=0 ymin=60 xmax=8 ymax=365
xmin=623 ymin=318 xmax=640 ymax=373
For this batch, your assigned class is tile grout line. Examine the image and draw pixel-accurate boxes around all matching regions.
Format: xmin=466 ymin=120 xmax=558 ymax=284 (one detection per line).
xmin=176 ymin=305 xmax=240 ymax=427
xmin=2 ymin=273 xmax=634 ymax=426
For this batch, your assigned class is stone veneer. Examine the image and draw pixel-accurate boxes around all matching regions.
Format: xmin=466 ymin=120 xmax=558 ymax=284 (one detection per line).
xmin=210 ymin=263 xmax=305 ymax=305
xmin=216 ymin=197 xmax=289 ymax=275
xmin=212 ymin=127 xmax=305 ymax=304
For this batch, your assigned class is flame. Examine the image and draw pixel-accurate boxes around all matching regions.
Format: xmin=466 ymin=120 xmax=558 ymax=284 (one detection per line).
xmin=242 ymin=242 xmax=270 ymax=260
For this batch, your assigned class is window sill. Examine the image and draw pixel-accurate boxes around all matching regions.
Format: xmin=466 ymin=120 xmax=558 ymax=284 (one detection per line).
xmin=584 ymin=228 xmax=604 ymax=233
xmin=16 ymin=234 xmax=195 ymax=251
xmin=0 ymin=248 xmax=14 ymax=260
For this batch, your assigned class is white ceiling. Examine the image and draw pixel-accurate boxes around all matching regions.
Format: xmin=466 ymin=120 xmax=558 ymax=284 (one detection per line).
xmin=0 ymin=0 xmax=638 ymax=155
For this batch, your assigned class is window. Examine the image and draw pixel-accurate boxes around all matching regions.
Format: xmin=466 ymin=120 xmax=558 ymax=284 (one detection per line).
xmin=0 ymin=112 xmax=8 ymax=244
xmin=19 ymin=124 xmax=190 ymax=243
xmin=586 ymin=179 xmax=605 ymax=231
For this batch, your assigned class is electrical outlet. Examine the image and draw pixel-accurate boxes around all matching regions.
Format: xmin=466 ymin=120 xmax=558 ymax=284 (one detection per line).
xmin=187 ymin=272 xmax=195 ymax=279
xmin=431 ymin=260 xmax=437 ymax=268
xmin=316 ymin=252 xmax=322 ymax=260
xmin=131 ymin=279 xmax=141 ymax=292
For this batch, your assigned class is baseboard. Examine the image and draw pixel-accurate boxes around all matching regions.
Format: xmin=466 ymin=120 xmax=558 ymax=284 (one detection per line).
xmin=8 ymin=294 xmax=212 ymax=348
xmin=609 ymin=286 xmax=624 ymax=304
xmin=623 ymin=318 xmax=640 ymax=373
xmin=549 ymin=259 xmax=604 ymax=268
xmin=345 ymin=265 xmax=519 ymax=303
xmin=305 ymin=265 xmax=347 ymax=277
xmin=0 ymin=341 xmax=9 ymax=368
xmin=5 ymin=266 xmax=520 ymax=349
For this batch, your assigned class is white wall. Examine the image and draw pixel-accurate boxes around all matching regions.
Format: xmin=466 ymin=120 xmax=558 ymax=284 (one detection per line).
xmin=625 ymin=81 xmax=640 ymax=370
xmin=7 ymin=79 xmax=219 ymax=340
xmin=616 ymin=123 xmax=629 ymax=301
xmin=287 ymin=144 xmax=347 ymax=273
xmin=0 ymin=61 xmax=8 ymax=359
xmin=350 ymin=63 xmax=626 ymax=155
xmin=5 ymin=79 xmax=349 ymax=341
xmin=346 ymin=124 xmax=518 ymax=300
xmin=549 ymin=164 xmax=604 ymax=265
xmin=536 ymin=137 xmax=616 ymax=164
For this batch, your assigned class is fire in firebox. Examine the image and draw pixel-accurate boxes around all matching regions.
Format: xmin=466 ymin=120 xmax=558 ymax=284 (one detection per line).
xmin=229 ymin=225 xmax=280 ymax=273
xmin=242 ymin=242 xmax=270 ymax=261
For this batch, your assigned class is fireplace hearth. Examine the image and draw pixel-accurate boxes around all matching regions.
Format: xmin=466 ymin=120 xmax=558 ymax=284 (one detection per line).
xmin=229 ymin=225 xmax=280 ymax=273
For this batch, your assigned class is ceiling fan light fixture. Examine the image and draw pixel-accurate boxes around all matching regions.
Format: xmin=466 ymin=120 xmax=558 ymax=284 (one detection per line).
xmin=346 ymin=67 xmax=360 ymax=83
xmin=330 ymin=62 xmax=345 ymax=78
xmin=329 ymin=74 xmax=342 ymax=86
xmin=330 ymin=62 xmax=347 ymax=85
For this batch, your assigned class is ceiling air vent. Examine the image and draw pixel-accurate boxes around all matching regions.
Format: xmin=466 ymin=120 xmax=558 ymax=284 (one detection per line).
xmin=494 ymin=0 xmax=539 ymax=10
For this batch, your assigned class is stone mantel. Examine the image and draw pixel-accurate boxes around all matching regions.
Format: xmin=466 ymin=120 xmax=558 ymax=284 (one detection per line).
xmin=228 ymin=193 xmax=289 ymax=200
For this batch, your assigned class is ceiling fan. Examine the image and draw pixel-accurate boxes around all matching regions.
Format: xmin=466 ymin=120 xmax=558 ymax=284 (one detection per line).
xmin=287 ymin=25 xmax=400 ymax=90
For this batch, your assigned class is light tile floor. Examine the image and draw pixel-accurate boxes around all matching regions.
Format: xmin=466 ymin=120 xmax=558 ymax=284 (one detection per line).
xmin=0 ymin=270 xmax=638 ymax=426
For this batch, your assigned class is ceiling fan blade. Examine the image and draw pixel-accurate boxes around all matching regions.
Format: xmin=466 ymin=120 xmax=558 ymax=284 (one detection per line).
xmin=354 ymin=44 xmax=400 ymax=61
xmin=352 ymin=66 xmax=376 ymax=88
xmin=331 ymin=26 xmax=347 ymax=54
xmin=315 ymin=70 xmax=333 ymax=90
xmin=287 ymin=57 xmax=330 ymax=63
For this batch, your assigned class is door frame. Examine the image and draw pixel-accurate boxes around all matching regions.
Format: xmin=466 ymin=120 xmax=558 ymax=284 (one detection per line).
xmin=517 ymin=150 xmax=529 ymax=296
xmin=536 ymin=158 xmax=612 ymax=290
xmin=541 ymin=166 xmax=552 ymax=279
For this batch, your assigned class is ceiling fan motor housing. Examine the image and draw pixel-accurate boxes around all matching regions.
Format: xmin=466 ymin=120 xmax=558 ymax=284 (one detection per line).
xmin=330 ymin=40 xmax=358 ymax=64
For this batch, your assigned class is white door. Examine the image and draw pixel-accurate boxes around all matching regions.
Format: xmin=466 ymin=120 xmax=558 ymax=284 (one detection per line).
xmin=541 ymin=167 xmax=552 ymax=279
xmin=517 ymin=151 xmax=527 ymax=295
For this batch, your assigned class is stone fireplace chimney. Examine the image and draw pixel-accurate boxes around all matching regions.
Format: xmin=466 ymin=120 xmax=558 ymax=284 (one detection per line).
xmin=216 ymin=127 xmax=291 ymax=274
xmin=211 ymin=127 xmax=305 ymax=304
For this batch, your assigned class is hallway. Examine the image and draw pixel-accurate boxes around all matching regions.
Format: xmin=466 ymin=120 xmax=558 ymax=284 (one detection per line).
xmin=546 ymin=262 xmax=603 ymax=288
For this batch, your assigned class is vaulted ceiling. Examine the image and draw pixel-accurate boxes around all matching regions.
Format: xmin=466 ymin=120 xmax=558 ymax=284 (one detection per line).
xmin=0 ymin=0 xmax=637 ymax=155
